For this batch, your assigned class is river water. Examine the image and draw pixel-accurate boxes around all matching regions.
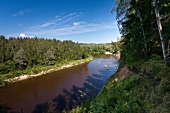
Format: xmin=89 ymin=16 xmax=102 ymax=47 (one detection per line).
xmin=0 ymin=55 xmax=119 ymax=113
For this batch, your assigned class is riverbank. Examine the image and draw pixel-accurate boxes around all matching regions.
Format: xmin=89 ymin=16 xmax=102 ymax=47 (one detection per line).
xmin=3 ymin=56 xmax=93 ymax=84
xmin=113 ymin=51 xmax=120 ymax=60
xmin=106 ymin=65 xmax=132 ymax=85
xmin=106 ymin=51 xmax=123 ymax=83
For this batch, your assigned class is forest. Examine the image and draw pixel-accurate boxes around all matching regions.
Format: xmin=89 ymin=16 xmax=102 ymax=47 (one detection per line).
xmin=0 ymin=36 xmax=90 ymax=86
xmin=80 ymin=42 xmax=119 ymax=54
xmin=71 ymin=0 xmax=170 ymax=112
xmin=116 ymin=0 xmax=170 ymax=68
xmin=0 ymin=36 xmax=119 ymax=87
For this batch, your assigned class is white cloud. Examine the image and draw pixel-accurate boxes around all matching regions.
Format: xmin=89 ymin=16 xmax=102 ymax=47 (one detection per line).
xmin=26 ymin=22 xmax=116 ymax=37
xmin=12 ymin=9 xmax=31 ymax=17
xmin=29 ymin=12 xmax=80 ymax=30
xmin=40 ymin=22 xmax=55 ymax=27
xmin=19 ymin=33 xmax=26 ymax=37
xmin=13 ymin=11 xmax=24 ymax=16
xmin=73 ymin=22 xmax=80 ymax=26
xmin=63 ymin=12 xmax=77 ymax=19
xmin=17 ymin=12 xmax=117 ymax=38
xmin=19 ymin=33 xmax=33 ymax=38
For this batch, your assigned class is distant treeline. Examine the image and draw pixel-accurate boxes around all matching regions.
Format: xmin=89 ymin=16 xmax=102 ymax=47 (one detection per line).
xmin=0 ymin=36 xmax=88 ymax=75
xmin=80 ymin=42 xmax=119 ymax=54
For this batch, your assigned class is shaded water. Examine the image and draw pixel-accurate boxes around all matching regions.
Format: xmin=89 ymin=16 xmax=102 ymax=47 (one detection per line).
xmin=0 ymin=55 xmax=119 ymax=113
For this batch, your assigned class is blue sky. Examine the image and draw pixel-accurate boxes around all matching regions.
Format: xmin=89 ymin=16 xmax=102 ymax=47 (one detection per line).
xmin=0 ymin=0 xmax=120 ymax=43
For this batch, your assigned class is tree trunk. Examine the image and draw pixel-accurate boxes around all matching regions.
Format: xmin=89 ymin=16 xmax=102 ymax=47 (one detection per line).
xmin=153 ymin=0 xmax=167 ymax=67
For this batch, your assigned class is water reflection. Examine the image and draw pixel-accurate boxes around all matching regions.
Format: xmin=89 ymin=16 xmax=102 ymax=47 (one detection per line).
xmin=32 ymin=102 xmax=50 ymax=113
xmin=0 ymin=55 xmax=118 ymax=113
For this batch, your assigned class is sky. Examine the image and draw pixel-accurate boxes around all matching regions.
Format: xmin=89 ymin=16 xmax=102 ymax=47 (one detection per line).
xmin=0 ymin=0 xmax=120 ymax=43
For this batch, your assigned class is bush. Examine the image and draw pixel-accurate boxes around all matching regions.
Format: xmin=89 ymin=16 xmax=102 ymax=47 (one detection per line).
xmin=141 ymin=59 xmax=165 ymax=79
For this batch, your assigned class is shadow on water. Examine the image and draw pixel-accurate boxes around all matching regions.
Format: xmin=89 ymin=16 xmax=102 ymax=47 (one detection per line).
xmin=0 ymin=104 xmax=12 ymax=113
xmin=0 ymin=68 xmax=116 ymax=113
xmin=52 ymin=95 xmax=67 ymax=112
xmin=50 ymin=68 xmax=115 ymax=112
xmin=0 ymin=104 xmax=21 ymax=113
xmin=32 ymin=102 xmax=50 ymax=113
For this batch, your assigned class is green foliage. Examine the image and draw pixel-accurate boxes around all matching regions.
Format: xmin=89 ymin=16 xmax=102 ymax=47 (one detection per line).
xmin=70 ymin=106 xmax=87 ymax=113
xmin=71 ymin=75 xmax=142 ymax=113
xmin=13 ymin=47 xmax=28 ymax=69
xmin=0 ymin=36 xmax=90 ymax=86
xmin=140 ymin=58 xmax=166 ymax=80
xmin=116 ymin=0 xmax=170 ymax=67
xmin=44 ymin=49 xmax=55 ymax=65
xmin=71 ymin=59 xmax=170 ymax=112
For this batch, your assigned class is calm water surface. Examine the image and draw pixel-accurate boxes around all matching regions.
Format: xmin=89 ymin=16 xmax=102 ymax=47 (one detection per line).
xmin=0 ymin=55 xmax=119 ymax=113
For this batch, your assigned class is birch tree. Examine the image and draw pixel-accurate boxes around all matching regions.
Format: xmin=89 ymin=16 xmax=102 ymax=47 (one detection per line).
xmin=153 ymin=0 xmax=167 ymax=67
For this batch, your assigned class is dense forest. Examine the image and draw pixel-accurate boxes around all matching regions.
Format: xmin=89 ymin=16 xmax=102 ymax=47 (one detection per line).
xmin=116 ymin=0 xmax=170 ymax=68
xmin=71 ymin=0 xmax=170 ymax=112
xmin=0 ymin=36 xmax=89 ymax=86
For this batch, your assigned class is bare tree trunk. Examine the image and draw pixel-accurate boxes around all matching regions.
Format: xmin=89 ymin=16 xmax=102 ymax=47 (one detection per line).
xmin=153 ymin=0 xmax=167 ymax=67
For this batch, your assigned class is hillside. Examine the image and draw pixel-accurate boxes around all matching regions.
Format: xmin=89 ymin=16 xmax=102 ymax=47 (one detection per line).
xmin=71 ymin=58 xmax=170 ymax=113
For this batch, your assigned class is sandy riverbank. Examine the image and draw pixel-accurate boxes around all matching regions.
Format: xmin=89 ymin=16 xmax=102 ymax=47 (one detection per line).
xmin=5 ymin=57 xmax=93 ymax=83
xmin=105 ymin=52 xmax=112 ymax=55
xmin=113 ymin=51 xmax=120 ymax=60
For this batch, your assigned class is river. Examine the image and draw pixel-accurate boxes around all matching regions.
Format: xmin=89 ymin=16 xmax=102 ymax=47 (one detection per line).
xmin=0 ymin=54 xmax=119 ymax=113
